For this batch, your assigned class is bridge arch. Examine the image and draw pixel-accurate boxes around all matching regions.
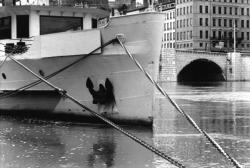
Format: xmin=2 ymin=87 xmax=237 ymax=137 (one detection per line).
xmin=177 ymin=59 xmax=226 ymax=82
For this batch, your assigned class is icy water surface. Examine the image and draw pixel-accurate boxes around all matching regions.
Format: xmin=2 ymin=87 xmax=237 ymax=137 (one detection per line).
xmin=1 ymin=82 xmax=250 ymax=168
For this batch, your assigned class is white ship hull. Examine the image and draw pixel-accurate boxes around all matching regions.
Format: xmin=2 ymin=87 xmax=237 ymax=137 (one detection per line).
xmin=0 ymin=12 xmax=164 ymax=125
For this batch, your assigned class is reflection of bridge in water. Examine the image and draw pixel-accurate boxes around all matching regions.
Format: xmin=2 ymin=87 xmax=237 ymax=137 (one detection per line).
xmin=159 ymin=49 xmax=250 ymax=82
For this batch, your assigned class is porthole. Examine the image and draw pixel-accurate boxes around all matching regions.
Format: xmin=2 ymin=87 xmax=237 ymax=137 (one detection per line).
xmin=2 ymin=73 xmax=6 ymax=80
xmin=39 ymin=70 xmax=45 ymax=77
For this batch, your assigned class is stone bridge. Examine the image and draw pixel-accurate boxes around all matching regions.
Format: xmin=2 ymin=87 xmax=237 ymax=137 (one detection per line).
xmin=159 ymin=49 xmax=247 ymax=82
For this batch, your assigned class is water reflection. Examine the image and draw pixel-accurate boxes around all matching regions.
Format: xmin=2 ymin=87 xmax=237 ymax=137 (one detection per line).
xmin=87 ymin=128 xmax=116 ymax=167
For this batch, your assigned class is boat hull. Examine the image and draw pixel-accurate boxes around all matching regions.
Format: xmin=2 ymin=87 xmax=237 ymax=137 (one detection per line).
xmin=0 ymin=12 xmax=164 ymax=126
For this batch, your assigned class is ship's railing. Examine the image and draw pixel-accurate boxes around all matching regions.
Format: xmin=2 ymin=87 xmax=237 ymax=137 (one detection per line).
xmin=1 ymin=1 xmax=109 ymax=10
xmin=17 ymin=2 xmax=110 ymax=10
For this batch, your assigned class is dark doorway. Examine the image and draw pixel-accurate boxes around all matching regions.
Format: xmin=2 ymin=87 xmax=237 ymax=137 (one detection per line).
xmin=0 ymin=16 xmax=11 ymax=39
xmin=16 ymin=15 xmax=29 ymax=38
xmin=177 ymin=59 xmax=225 ymax=83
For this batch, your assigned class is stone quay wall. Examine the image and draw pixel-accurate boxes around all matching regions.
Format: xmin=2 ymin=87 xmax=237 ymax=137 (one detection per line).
xmin=159 ymin=49 xmax=250 ymax=82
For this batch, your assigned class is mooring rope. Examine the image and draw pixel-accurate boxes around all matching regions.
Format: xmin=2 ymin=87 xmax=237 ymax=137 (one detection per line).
xmin=0 ymin=38 xmax=117 ymax=100
xmin=0 ymin=55 xmax=8 ymax=69
xmin=116 ymin=37 xmax=243 ymax=168
xmin=5 ymin=53 xmax=186 ymax=168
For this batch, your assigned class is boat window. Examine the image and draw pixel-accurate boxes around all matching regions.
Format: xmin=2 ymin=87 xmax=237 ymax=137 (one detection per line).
xmin=40 ymin=16 xmax=83 ymax=35
xmin=16 ymin=15 xmax=29 ymax=38
xmin=0 ymin=16 xmax=11 ymax=40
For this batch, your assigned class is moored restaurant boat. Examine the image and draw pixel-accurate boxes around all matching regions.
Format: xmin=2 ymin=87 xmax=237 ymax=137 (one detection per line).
xmin=0 ymin=0 xmax=164 ymax=126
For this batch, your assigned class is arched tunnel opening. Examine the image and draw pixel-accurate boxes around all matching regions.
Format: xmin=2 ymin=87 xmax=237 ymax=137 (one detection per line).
xmin=177 ymin=59 xmax=226 ymax=83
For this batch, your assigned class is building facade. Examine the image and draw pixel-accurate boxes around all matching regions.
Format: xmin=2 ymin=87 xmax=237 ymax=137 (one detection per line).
xmin=175 ymin=0 xmax=250 ymax=52
xmin=159 ymin=0 xmax=176 ymax=49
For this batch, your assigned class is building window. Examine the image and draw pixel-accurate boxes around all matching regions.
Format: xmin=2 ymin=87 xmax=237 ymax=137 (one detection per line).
xmin=224 ymin=31 xmax=227 ymax=38
xmin=190 ymin=6 xmax=193 ymax=13
xmin=247 ymin=32 xmax=249 ymax=40
xmin=200 ymin=18 xmax=203 ymax=26
xmin=190 ymin=31 xmax=192 ymax=39
xmin=205 ymin=6 xmax=208 ymax=13
xmin=241 ymin=8 xmax=244 ymax=15
xmin=242 ymin=32 xmax=244 ymax=39
xmin=230 ymin=7 xmax=232 ymax=14
xmin=200 ymin=30 xmax=203 ymax=39
xmin=218 ymin=7 xmax=222 ymax=14
xmin=200 ymin=43 xmax=203 ymax=47
xmin=235 ymin=20 xmax=238 ymax=27
xmin=247 ymin=20 xmax=250 ymax=28
xmin=205 ymin=18 xmax=209 ymax=26
xmin=235 ymin=7 xmax=238 ymax=15
xmin=241 ymin=20 xmax=244 ymax=28
xmin=218 ymin=19 xmax=221 ymax=26
xmin=229 ymin=32 xmax=233 ymax=38
xmin=187 ymin=6 xmax=189 ymax=14
xmin=224 ymin=7 xmax=227 ymax=14
xmin=224 ymin=19 xmax=227 ymax=27
xmin=200 ymin=5 xmax=203 ymax=13
xmin=229 ymin=19 xmax=232 ymax=27
xmin=247 ymin=8 xmax=250 ymax=15
xmin=205 ymin=30 xmax=209 ymax=39
xmin=213 ymin=18 xmax=216 ymax=26
xmin=213 ymin=6 xmax=216 ymax=14
xmin=218 ymin=31 xmax=222 ymax=38
xmin=213 ymin=30 xmax=216 ymax=38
